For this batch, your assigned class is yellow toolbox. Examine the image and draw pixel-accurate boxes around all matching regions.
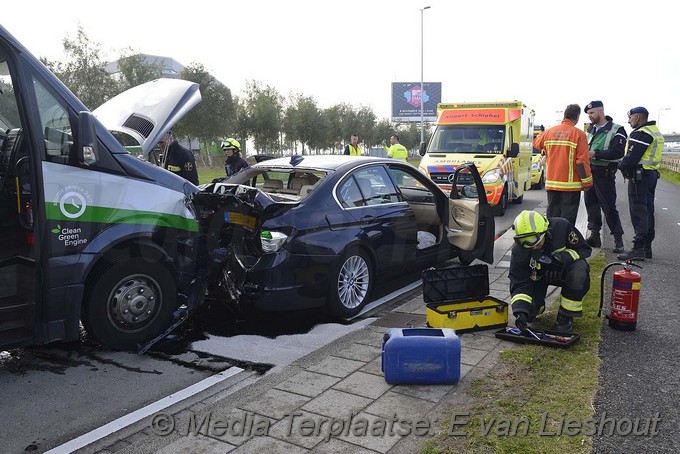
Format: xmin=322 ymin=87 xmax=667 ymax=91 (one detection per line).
xmin=423 ymin=264 xmax=508 ymax=333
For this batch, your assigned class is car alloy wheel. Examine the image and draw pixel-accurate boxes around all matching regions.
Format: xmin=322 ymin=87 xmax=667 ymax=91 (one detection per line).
xmin=328 ymin=249 xmax=373 ymax=317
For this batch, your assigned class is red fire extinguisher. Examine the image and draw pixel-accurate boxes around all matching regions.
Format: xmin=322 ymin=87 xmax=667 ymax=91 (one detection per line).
xmin=598 ymin=261 xmax=643 ymax=331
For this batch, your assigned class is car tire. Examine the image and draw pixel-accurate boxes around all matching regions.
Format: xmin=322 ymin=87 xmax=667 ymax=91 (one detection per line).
xmin=82 ymin=258 xmax=178 ymax=350
xmin=327 ymin=249 xmax=373 ymax=317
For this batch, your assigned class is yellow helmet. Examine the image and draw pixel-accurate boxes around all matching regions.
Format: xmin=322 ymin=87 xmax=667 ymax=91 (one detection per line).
xmin=221 ymin=138 xmax=241 ymax=152
xmin=512 ymin=210 xmax=548 ymax=248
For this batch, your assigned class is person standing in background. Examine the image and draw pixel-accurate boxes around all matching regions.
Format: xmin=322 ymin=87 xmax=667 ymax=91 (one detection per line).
xmin=533 ymin=104 xmax=592 ymax=226
xmin=583 ymin=101 xmax=627 ymax=253
xmin=617 ymin=107 xmax=664 ymax=260
xmin=343 ymin=134 xmax=362 ymax=156
xmin=383 ymin=135 xmax=408 ymax=162
xmin=158 ymin=131 xmax=199 ymax=185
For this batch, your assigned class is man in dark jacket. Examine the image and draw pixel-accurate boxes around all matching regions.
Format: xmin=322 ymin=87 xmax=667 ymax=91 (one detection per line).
xmin=509 ymin=210 xmax=592 ymax=332
xmin=222 ymin=138 xmax=249 ymax=177
xmin=583 ymin=101 xmax=627 ymax=253
xmin=158 ymin=132 xmax=198 ymax=185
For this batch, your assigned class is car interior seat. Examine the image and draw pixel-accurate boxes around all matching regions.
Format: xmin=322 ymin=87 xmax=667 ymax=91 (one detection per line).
xmin=262 ymin=179 xmax=283 ymax=191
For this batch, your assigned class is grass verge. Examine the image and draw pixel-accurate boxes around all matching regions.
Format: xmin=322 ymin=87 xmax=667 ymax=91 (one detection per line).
xmin=659 ymin=168 xmax=680 ymax=186
xmin=422 ymin=252 xmax=606 ymax=454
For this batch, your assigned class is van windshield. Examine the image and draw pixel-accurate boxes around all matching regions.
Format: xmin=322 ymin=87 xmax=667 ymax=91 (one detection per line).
xmin=429 ymin=125 xmax=505 ymax=154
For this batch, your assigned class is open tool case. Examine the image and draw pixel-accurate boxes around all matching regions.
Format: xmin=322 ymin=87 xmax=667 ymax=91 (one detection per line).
xmin=423 ymin=264 xmax=508 ymax=333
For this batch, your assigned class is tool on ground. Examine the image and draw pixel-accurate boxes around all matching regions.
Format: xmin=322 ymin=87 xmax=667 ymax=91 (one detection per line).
xmin=599 ymin=260 xmax=643 ymax=331
xmin=524 ymin=326 xmax=542 ymax=340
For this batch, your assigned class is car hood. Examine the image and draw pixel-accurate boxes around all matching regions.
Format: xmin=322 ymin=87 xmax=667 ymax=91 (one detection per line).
xmin=92 ymin=78 xmax=201 ymax=156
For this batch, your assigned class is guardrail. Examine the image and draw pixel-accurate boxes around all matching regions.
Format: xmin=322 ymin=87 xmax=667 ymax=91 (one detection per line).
xmin=661 ymin=154 xmax=680 ymax=172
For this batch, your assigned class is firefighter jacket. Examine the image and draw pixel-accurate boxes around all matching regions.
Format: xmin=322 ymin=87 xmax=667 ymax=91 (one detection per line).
xmin=225 ymin=154 xmax=249 ymax=177
xmin=619 ymin=122 xmax=664 ymax=172
xmin=344 ymin=144 xmax=362 ymax=156
xmin=509 ymin=217 xmax=592 ymax=315
xmin=533 ymin=119 xmax=592 ymax=191
xmin=164 ymin=141 xmax=199 ymax=185
xmin=587 ymin=117 xmax=627 ymax=168
xmin=384 ymin=143 xmax=408 ymax=161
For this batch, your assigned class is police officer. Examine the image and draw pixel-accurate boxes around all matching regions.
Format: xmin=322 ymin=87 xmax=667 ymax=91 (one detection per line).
xmin=383 ymin=135 xmax=408 ymax=162
xmin=222 ymin=138 xmax=248 ymax=177
xmin=617 ymin=107 xmax=664 ymax=260
xmin=158 ymin=131 xmax=198 ymax=185
xmin=343 ymin=134 xmax=362 ymax=156
xmin=509 ymin=210 xmax=592 ymax=333
xmin=583 ymin=101 xmax=627 ymax=253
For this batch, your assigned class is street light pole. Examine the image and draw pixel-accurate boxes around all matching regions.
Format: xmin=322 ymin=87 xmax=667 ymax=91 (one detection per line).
xmin=420 ymin=6 xmax=431 ymax=146
xmin=658 ymin=107 xmax=671 ymax=131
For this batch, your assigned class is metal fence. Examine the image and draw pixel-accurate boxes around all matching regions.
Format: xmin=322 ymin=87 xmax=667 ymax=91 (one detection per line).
xmin=661 ymin=154 xmax=680 ymax=172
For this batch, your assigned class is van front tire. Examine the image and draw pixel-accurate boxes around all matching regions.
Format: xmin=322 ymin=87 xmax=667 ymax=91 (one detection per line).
xmin=82 ymin=258 xmax=178 ymax=350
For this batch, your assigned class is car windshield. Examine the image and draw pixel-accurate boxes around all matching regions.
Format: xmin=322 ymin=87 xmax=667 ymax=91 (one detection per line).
xmin=429 ymin=125 xmax=505 ymax=154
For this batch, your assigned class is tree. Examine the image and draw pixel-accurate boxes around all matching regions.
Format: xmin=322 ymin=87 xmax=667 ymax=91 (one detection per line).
xmin=115 ymin=50 xmax=163 ymax=91
xmin=283 ymin=94 xmax=325 ymax=155
xmin=244 ymin=81 xmax=283 ymax=154
xmin=176 ymin=63 xmax=234 ymax=166
xmin=42 ymin=25 xmax=118 ymax=109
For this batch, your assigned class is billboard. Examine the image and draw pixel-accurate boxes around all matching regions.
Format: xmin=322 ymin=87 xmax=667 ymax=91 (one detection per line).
xmin=391 ymin=82 xmax=441 ymax=122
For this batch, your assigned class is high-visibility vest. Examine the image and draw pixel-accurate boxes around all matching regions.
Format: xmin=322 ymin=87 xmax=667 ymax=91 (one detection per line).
xmin=384 ymin=143 xmax=408 ymax=161
xmin=625 ymin=124 xmax=664 ymax=170
xmin=587 ymin=122 xmax=624 ymax=167
xmin=346 ymin=144 xmax=361 ymax=156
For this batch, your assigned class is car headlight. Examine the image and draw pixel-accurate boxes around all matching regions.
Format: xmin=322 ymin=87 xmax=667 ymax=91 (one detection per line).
xmin=482 ymin=168 xmax=500 ymax=184
xmin=261 ymin=230 xmax=288 ymax=253
xmin=531 ymin=162 xmax=540 ymax=170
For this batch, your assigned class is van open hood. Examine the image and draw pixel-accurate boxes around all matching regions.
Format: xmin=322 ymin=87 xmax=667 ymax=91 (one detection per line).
xmin=93 ymin=78 xmax=201 ymax=156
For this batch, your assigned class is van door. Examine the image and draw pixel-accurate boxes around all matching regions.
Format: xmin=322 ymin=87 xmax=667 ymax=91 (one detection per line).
xmin=0 ymin=46 xmax=39 ymax=348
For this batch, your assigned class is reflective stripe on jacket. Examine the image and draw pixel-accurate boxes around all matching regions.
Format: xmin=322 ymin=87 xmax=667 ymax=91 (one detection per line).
xmin=534 ymin=119 xmax=592 ymax=191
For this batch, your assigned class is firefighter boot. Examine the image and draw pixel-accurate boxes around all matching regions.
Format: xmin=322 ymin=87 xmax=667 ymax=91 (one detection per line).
xmin=586 ymin=230 xmax=601 ymax=248
xmin=613 ymin=236 xmax=625 ymax=254
xmin=555 ymin=313 xmax=573 ymax=333
xmin=618 ymin=247 xmax=645 ymax=261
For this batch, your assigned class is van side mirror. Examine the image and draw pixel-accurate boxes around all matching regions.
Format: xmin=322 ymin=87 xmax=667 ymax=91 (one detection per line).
xmin=507 ymin=143 xmax=519 ymax=158
xmin=419 ymin=141 xmax=427 ymax=156
xmin=76 ymin=111 xmax=99 ymax=166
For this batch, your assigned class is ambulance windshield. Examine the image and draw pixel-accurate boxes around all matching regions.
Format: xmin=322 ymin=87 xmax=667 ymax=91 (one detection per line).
xmin=430 ymin=125 xmax=505 ymax=154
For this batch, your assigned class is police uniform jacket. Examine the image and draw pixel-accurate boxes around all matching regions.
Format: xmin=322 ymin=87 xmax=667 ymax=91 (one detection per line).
xmin=619 ymin=121 xmax=664 ymax=175
xmin=164 ymin=141 xmax=198 ymax=185
xmin=509 ymin=217 xmax=592 ymax=315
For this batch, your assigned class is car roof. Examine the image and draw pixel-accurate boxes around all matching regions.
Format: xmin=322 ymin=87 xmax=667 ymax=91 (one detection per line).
xmin=251 ymin=155 xmax=395 ymax=172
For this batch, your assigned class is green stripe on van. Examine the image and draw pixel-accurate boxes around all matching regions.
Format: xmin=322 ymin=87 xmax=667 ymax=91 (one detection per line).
xmin=45 ymin=204 xmax=199 ymax=232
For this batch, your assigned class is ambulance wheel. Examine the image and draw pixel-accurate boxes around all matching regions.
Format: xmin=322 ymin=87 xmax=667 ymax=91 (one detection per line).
xmin=82 ymin=258 xmax=178 ymax=350
xmin=495 ymin=187 xmax=508 ymax=216
xmin=327 ymin=249 xmax=373 ymax=318
xmin=511 ymin=193 xmax=524 ymax=204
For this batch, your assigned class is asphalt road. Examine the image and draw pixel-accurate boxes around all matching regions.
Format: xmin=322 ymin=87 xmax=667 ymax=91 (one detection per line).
xmin=592 ymin=176 xmax=680 ymax=453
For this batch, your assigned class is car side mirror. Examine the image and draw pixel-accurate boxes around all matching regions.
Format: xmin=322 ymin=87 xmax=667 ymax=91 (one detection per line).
xmin=76 ymin=111 xmax=99 ymax=166
xmin=507 ymin=143 xmax=519 ymax=158
xmin=419 ymin=142 xmax=427 ymax=156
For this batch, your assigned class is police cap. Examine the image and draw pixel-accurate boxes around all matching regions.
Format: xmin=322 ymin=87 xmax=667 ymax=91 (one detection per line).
xmin=627 ymin=106 xmax=649 ymax=116
xmin=584 ymin=101 xmax=603 ymax=113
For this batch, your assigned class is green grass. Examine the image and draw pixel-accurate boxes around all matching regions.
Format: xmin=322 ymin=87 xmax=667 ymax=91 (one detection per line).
xmin=422 ymin=253 xmax=606 ymax=454
xmin=659 ymin=168 xmax=680 ymax=186
xmin=197 ymin=166 xmax=226 ymax=185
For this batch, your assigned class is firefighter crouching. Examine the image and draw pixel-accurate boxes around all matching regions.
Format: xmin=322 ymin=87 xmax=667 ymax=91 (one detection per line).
xmin=509 ymin=210 xmax=592 ymax=333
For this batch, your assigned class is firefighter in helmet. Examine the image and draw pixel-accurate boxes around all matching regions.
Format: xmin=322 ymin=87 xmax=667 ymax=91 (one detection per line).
xmin=509 ymin=210 xmax=592 ymax=333
xmin=221 ymin=138 xmax=248 ymax=177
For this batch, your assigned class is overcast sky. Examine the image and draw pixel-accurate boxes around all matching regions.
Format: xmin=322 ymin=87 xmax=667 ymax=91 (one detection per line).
xmin=6 ymin=0 xmax=680 ymax=134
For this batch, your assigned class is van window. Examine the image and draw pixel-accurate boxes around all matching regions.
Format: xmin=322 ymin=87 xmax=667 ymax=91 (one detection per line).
xmin=34 ymin=77 xmax=73 ymax=164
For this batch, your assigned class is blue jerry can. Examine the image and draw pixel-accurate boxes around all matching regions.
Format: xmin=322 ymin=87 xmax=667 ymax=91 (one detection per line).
xmin=381 ymin=327 xmax=461 ymax=385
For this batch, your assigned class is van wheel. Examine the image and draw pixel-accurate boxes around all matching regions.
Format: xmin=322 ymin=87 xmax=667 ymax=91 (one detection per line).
xmin=327 ymin=249 xmax=372 ymax=318
xmin=82 ymin=258 xmax=178 ymax=350
xmin=495 ymin=187 xmax=508 ymax=216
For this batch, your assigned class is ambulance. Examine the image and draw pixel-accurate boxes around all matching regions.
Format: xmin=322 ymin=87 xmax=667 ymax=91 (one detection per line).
xmin=418 ymin=101 xmax=534 ymax=215
xmin=0 ymin=25 xmax=210 ymax=351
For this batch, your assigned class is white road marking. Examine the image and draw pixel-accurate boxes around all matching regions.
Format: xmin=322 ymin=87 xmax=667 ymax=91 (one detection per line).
xmin=44 ymin=367 xmax=244 ymax=454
